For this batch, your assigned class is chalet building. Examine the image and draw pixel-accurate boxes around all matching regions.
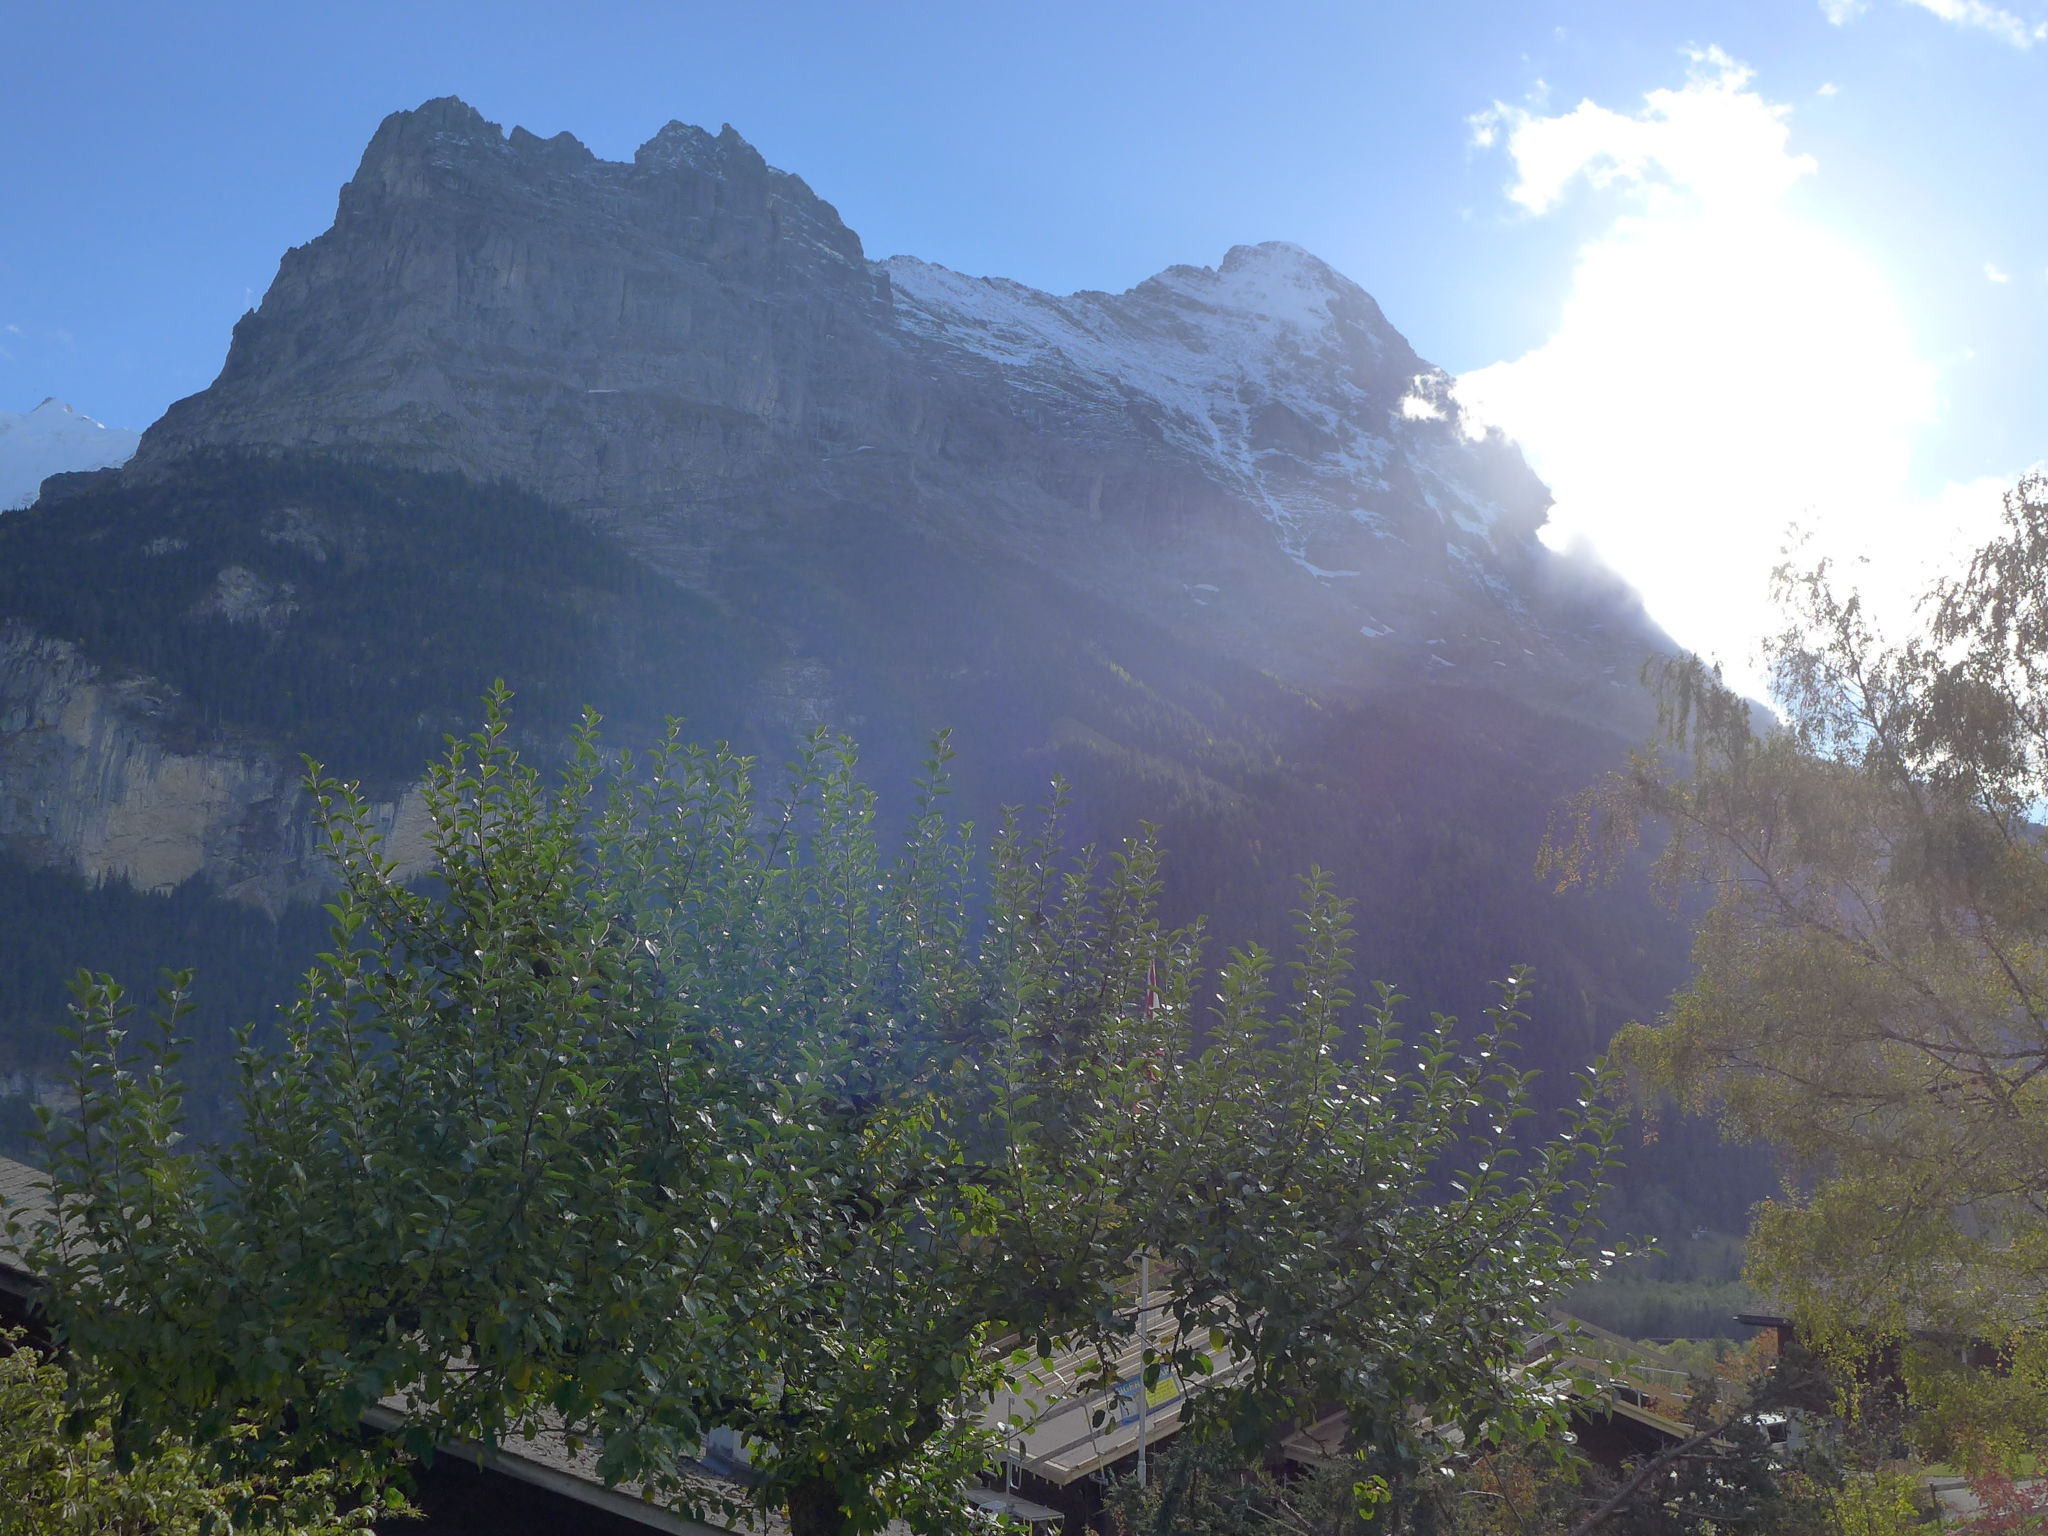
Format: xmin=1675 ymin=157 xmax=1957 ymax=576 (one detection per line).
xmin=970 ymin=1280 xmax=1243 ymax=1529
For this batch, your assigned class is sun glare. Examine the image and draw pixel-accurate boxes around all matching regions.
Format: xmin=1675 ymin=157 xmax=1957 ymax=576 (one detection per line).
xmin=1456 ymin=50 xmax=1998 ymax=692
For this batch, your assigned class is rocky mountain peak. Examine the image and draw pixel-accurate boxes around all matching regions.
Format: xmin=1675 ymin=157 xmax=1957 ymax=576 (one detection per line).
xmin=125 ymin=101 xmax=1655 ymax=707
xmin=505 ymin=124 xmax=598 ymax=167
xmin=1210 ymin=240 xmax=1392 ymax=331
xmin=634 ymin=119 xmax=765 ymax=178
xmin=351 ymin=95 xmax=507 ymax=182
xmin=1211 ymin=239 xmax=1351 ymax=299
xmin=0 ymin=101 xmax=1696 ymax=1206
xmin=634 ymin=118 xmax=722 ymax=172
xmin=350 ymin=97 xmax=605 ymax=188
xmin=341 ymin=99 xmax=854 ymax=257
xmin=388 ymin=93 xmax=496 ymax=141
xmin=1220 ymin=239 xmax=1326 ymax=272
xmin=328 ymin=97 xmax=868 ymax=275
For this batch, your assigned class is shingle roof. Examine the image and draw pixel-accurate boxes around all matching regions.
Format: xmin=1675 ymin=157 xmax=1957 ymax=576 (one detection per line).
xmin=0 ymin=1153 xmax=51 ymax=1280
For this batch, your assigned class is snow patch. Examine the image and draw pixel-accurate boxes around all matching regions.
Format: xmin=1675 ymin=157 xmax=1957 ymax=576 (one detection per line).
xmin=884 ymin=248 xmax=1411 ymax=576
xmin=884 ymin=243 xmax=1538 ymax=615
xmin=1293 ymin=557 xmax=1360 ymax=580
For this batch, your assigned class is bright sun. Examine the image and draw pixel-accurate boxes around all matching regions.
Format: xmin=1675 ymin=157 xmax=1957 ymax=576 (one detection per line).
xmin=1455 ymin=50 xmax=1999 ymax=692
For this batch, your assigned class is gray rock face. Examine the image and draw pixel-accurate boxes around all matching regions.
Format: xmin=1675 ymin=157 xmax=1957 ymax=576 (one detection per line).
xmin=140 ymin=99 xmax=897 ymax=557
xmin=135 ymin=97 xmax=1655 ymax=708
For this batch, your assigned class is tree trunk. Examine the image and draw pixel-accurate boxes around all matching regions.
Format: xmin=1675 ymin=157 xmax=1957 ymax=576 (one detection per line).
xmin=786 ymin=1473 xmax=852 ymax=1536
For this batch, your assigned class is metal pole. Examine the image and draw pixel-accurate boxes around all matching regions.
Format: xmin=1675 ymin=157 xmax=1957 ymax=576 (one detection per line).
xmin=1005 ymin=1391 xmax=1017 ymax=1490
xmin=1136 ymin=1253 xmax=1150 ymax=1488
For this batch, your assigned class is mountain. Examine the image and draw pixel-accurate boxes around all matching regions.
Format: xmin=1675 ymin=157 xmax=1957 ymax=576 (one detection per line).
xmin=0 ymin=100 xmax=1750 ymax=1226
xmin=126 ymin=98 xmax=1635 ymax=714
xmin=0 ymin=399 xmax=138 ymax=510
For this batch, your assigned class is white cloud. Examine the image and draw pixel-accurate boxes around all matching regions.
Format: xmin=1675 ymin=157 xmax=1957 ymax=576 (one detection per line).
xmin=1816 ymin=81 xmax=1841 ymax=95
xmin=1987 ymin=262 xmax=2013 ymax=282
xmin=1469 ymin=49 xmax=1814 ymax=217
xmin=1455 ymin=49 xmax=2011 ymax=692
xmin=1905 ymin=0 xmax=2048 ymax=45
xmin=1826 ymin=0 xmax=2047 ymax=45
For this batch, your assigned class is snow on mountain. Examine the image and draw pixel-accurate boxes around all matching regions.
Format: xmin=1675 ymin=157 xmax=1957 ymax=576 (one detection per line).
xmin=0 ymin=399 xmax=141 ymax=511
xmin=884 ymin=243 xmax=1531 ymax=584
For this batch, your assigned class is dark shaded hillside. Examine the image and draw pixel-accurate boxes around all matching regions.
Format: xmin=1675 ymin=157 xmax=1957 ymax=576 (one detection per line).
xmin=18 ymin=452 xmax=1679 ymax=1040
xmin=699 ymin=492 xmax=1683 ymax=1040
xmin=0 ymin=849 xmax=330 ymax=1157
xmin=0 ymin=456 xmax=754 ymax=789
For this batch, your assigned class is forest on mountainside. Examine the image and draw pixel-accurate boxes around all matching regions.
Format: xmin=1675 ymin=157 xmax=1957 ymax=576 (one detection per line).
xmin=0 ymin=457 xmax=752 ymax=789
xmin=0 ymin=850 xmax=329 ymax=1158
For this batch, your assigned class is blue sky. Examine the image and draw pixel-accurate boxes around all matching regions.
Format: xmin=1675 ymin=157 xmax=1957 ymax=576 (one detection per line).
xmin=4 ymin=0 xmax=2043 ymax=678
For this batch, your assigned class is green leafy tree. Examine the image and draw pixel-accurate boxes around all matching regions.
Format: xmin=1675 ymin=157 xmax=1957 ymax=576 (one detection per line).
xmin=27 ymin=691 xmax=1622 ymax=1536
xmin=1140 ymin=943 xmax=1624 ymax=1533
xmin=1545 ymin=476 xmax=2048 ymax=1396
xmin=1103 ymin=1430 xmax=1388 ymax=1536
xmin=0 ymin=1329 xmax=392 ymax=1535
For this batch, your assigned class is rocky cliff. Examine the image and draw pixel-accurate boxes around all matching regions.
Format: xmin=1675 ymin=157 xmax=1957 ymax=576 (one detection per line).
xmin=0 ymin=622 xmax=432 ymax=908
xmin=0 ymin=451 xmax=746 ymax=904
xmin=130 ymin=97 xmax=1648 ymax=709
